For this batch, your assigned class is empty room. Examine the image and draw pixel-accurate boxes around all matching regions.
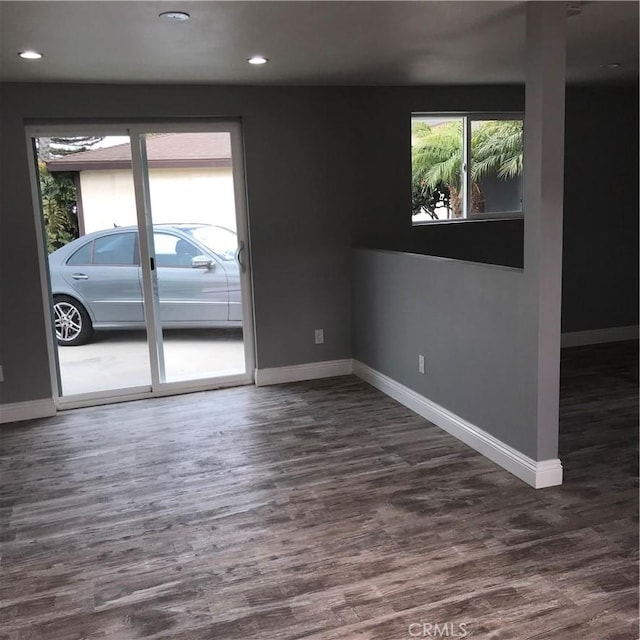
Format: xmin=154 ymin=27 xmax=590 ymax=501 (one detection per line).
xmin=0 ymin=2 xmax=638 ymax=639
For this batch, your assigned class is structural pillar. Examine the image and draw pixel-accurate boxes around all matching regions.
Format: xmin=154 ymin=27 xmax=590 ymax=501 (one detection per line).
xmin=523 ymin=2 xmax=567 ymax=485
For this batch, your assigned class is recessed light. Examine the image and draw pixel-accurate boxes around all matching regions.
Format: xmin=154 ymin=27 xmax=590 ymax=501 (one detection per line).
xmin=248 ymin=56 xmax=268 ymax=65
xmin=601 ymin=62 xmax=622 ymax=69
xmin=18 ymin=50 xmax=43 ymax=60
xmin=158 ymin=11 xmax=190 ymax=22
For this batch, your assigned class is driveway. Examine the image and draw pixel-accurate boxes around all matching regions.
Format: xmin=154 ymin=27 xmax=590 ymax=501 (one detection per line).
xmin=57 ymin=328 xmax=245 ymax=396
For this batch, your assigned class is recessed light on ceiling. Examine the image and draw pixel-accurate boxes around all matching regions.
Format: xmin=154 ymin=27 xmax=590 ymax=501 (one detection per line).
xmin=158 ymin=11 xmax=190 ymax=23
xmin=601 ymin=62 xmax=622 ymax=69
xmin=248 ymin=56 xmax=268 ymax=65
xmin=18 ymin=50 xmax=43 ymax=60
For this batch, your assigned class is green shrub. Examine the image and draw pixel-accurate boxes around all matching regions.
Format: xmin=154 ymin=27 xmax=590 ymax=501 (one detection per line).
xmin=38 ymin=163 xmax=79 ymax=253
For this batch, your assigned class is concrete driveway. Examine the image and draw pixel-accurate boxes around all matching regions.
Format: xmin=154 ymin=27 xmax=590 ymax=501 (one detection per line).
xmin=57 ymin=328 xmax=245 ymax=396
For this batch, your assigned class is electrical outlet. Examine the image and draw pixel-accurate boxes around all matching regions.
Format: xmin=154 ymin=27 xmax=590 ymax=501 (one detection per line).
xmin=418 ymin=355 xmax=425 ymax=374
xmin=314 ymin=329 xmax=324 ymax=345
xmin=0 ymin=365 xmax=4 ymax=382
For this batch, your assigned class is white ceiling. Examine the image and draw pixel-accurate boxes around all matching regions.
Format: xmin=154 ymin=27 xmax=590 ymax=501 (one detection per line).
xmin=0 ymin=1 xmax=637 ymax=86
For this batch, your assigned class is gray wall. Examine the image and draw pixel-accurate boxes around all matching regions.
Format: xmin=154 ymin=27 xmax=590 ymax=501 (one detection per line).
xmin=350 ymin=84 xmax=637 ymax=462
xmin=353 ymin=249 xmax=536 ymax=457
xmin=350 ymin=84 xmax=638 ymax=329
xmin=0 ymin=82 xmax=636 ymax=411
xmin=353 ymin=86 xmax=526 ymax=268
xmin=0 ymin=83 xmax=363 ymax=404
xmin=561 ymin=86 xmax=639 ymax=332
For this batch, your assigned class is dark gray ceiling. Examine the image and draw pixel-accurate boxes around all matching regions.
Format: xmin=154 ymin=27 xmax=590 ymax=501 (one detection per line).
xmin=1 ymin=1 xmax=638 ymax=85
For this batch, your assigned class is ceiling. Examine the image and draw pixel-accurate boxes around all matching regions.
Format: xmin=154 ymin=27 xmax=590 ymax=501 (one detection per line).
xmin=0 ymin=1 xmax=637 ymax=86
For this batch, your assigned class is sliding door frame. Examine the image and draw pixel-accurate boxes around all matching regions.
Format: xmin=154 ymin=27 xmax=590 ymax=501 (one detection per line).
xmin=25 ymin=120 xmax=256 ymax=410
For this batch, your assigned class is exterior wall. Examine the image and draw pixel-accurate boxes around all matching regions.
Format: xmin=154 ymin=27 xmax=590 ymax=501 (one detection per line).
xmin=80 ymin=167 xmax=236 ymax=234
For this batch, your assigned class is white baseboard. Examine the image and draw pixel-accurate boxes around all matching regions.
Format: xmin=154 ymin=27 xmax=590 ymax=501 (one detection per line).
xmin=353 ymin=361 xmax=562 ymax=489
xmin=255 ymin=359 xmax=354 ymax=387
xmin=0 ymin=398 xmax=56 ymax=424
xmin=561 ymin=325 xmax=638 ymax=348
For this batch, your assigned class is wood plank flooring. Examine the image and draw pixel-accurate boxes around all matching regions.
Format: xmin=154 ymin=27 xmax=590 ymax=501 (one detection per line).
xmin=0 ymin=341 xmax=637 ymax=639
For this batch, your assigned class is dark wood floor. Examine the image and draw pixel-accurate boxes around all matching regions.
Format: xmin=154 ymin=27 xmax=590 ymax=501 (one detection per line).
xmin=1 ymin=342 xmax=637 ymax=639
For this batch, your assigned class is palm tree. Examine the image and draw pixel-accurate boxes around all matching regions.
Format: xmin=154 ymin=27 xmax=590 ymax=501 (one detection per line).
xmin=412 ymin=120 xmax=463 ymax=218
xmin=411 ymin=119 xmax=523 ymax=219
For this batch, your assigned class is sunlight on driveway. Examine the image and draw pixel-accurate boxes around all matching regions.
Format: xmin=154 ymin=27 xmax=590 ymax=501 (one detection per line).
xmin=57 ymin=329 xmax=245 ymax=396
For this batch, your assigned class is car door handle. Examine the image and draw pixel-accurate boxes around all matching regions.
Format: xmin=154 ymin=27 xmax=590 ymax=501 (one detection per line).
xmin=71 ymin=273 xmax=89 ymax=280
xmin=235 ymin=241 xmax=246 ymax=273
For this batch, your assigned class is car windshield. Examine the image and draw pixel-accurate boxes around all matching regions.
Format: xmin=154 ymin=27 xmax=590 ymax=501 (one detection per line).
xmin=189 ymin=226 xmax=237 ymax=261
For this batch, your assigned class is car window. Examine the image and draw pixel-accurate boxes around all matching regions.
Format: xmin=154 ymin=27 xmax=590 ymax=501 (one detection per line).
xmin=154 ymin=232 xmax=201 ymax=268
xmin=93 ymin=232 xmax=137 ymax=265
xmin=190 ymin=226 xmax=236 ymax=261
xmin=67 ymin=241 xmax=92 ymax=266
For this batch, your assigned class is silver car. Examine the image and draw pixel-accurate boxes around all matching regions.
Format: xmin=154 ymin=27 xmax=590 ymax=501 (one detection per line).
xmin=48 ymin=224 xmax=241 ymax=346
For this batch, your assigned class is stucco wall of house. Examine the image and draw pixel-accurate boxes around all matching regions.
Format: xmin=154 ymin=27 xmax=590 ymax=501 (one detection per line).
xmin=80 ymin=167 xmax=236 ymax=234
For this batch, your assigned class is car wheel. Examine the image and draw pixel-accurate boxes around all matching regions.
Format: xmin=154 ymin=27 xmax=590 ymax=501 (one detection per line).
xmin=53 ymin=295 xmax=94 ymax=346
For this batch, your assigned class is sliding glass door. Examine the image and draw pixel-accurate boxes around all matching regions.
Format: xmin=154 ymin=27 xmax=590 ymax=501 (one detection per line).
xmin=131 ymin=127 xmax=251 ymax=386
xmin=28 ymin=122 xmax=254 ymax=406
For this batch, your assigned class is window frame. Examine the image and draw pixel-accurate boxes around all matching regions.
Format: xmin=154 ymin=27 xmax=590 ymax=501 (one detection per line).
xmin=411 ymin=111 xmax=525 ymax=225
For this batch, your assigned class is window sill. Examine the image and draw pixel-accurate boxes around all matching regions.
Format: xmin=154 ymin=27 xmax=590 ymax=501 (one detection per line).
xmin=412 ymin=213 xmax=524 ymax=226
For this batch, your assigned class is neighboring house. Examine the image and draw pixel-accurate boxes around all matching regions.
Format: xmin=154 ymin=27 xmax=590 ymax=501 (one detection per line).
xmin=47 ymin=132 xmax=237 ymax=234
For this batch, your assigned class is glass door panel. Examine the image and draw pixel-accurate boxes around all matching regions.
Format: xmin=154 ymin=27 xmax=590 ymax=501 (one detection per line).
xmin=138 ymin=131 xmax=247 ymax=384
xmin=35 ymin=135 xmax=152 ymax=397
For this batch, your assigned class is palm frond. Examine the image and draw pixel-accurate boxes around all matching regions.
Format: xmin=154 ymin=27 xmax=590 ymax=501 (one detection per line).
xmin=471 ymin=120 xmax=523 ymax=182
xmin=412 ymin=120 xmax=463 ymax=189
xmin=411 ymin=118 xmax=523 ymax=214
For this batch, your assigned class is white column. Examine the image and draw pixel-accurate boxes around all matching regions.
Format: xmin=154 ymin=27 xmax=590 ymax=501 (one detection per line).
xmin=523 ymin=2 xmax=567 ymax=468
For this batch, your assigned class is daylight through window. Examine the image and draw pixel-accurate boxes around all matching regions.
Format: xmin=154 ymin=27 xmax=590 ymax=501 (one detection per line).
xmin=411 ymin=114 xmax=524 ymax=224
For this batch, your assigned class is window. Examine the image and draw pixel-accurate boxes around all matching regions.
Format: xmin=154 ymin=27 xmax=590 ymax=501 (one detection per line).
xmin=190 ymin=226 xmax=236 ymax=262
xmin=92 ymin=232 xmax=137 ymax=265
xmin=66 ymin=233 xmax=138 ymax=266
xmin=67 ymin=242 xmax=92 ymax=265
xmin=154 ymin=232 xmax=200 ymax=268
xmin=411 ymin=114 xmax=523 ymax=224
